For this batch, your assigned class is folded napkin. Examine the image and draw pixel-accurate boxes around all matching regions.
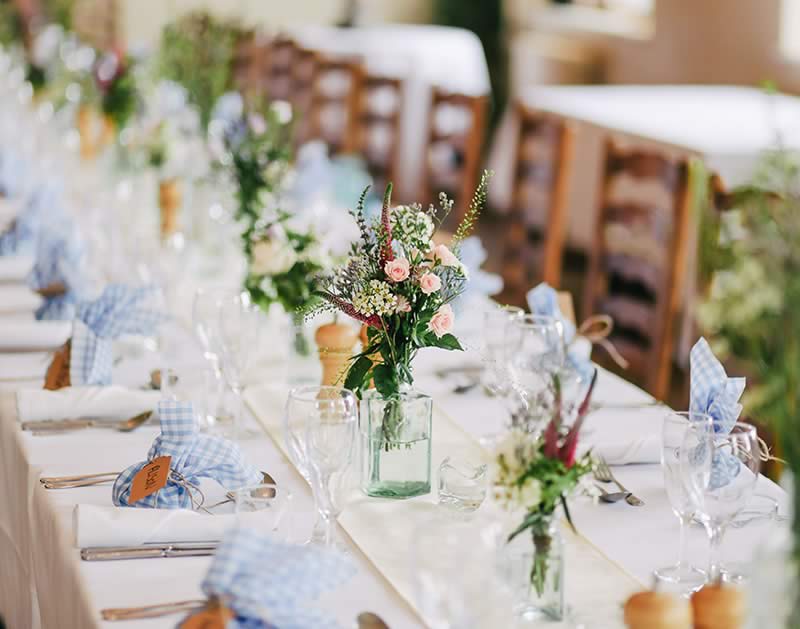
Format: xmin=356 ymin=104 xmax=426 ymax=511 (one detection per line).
xmin=0 ymin=319 xmax=71 ymax=351
xmin=70 ymin=284 xmax=166 ymax=386
xmin=15 ymin=386 xmax=160 ymax=422
xmin=690 ymin=338 xmax=746 ymax=489
xmin=0 ymin=180 xmax=65 ymax=257
xmin=113 ymin=400 xmax=262 ymax=509
xmin=73 ymin=504 xmax=272 ymax=547
xmin=527 ymin=282 xmax=593 ymax=380
xmin=202 ymin=527 xmax=354 ymax=629
xmin=0 ymin=284 xmax=42 ymax=315
xmin=0 ymin=255 xmax=34 ymax=282
xmin=453 ymin=236 xmax=503 ymax=310
xmin=0 ymin=352 xmax=51 ymax=381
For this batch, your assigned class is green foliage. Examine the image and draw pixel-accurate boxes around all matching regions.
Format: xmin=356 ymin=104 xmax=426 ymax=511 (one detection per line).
xmin=100 ymin=61 xmax=138 ymax=130
xmin=452 ymin=169 xmax=492 ymax=244
xmin=157 ymin=12 xmax=247 ymax=130
xmin=25 ymin=63 xmax=46 ymax=92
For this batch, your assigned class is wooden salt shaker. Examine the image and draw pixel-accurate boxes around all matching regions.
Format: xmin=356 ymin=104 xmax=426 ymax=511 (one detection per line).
xmin=691 ymin=584 xmax=746 ymax=629
xmin=316 ymin=323 xmax=359 ymax=387
xmin=159 ymin=178 xmax=182 ymax=239
xmin=623 ymin=591 xmax=692 ymax=629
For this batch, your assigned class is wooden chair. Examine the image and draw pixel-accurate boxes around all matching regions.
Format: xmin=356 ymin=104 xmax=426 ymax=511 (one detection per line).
xmin=290 ymin=46 xmax=320 ymax=147
xmin=583 ymin=142 xmax=692 ymax=401
xmin=71 ymin=0 xmax=119 ymax=51
xmin=307 ymin=54 xmax=364 ymax=155
xmin=422 ymin=89 xmax=487 ymax=229
xmin=232 ymin=32 xmax=267 ymax=102
xmin=262 ymin=35 xmax=296 ymax=102
xmin=502 ymin=104 xmax=574 ymax=304
xmin=354 ymin=74 xmax=403 ymax=194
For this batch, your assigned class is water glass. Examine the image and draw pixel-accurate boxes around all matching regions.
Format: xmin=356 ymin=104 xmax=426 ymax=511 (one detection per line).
xmin=437 ymin=456 xmax=488 ymax=514
xmin=653 ymin=411 xmax=708 ymax=590
xmin=481 ymin=305 xmax=524 ymax=396
xmin=680 ymin=420 xmax=760 ymax=582
xmin=505 ymin=315 xmax=565 ymax=432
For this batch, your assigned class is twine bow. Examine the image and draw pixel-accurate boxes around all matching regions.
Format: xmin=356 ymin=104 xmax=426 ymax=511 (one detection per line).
xmin=576 ymin=314 xmax=630 ymax=370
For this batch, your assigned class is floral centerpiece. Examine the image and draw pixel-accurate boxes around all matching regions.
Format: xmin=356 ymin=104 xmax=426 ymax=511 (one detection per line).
xmin=493 ymin=369 xmax=596 ymax=620
xmin=315 ymin=170 xmax=491 ymax=497
xmin=94 ymin=50 xmax=139 ymax=136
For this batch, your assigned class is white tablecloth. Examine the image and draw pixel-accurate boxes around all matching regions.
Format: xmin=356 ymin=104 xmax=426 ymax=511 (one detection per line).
xmin=292 ymin=25 xmax=491 ymax=201
xmin=0 ymin=310 xmax=787 ymax=628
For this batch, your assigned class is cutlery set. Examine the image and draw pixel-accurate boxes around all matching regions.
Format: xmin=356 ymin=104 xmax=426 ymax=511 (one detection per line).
xmin=81 ymin=543 xmax=218 ymax=561
xmin=594 ymin=456 xmax=645 ymax=507
xmin=21 ymin=410 xmax=154 ymax=434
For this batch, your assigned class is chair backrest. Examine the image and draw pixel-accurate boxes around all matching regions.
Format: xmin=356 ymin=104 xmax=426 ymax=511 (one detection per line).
xmin=502 ymin=104 xmax=573 ymax=303
xmin=262 ymin=35 xmax=296 ymax=103
xmin=584 ymin=141 xmax=692 ymax=400
xmin=422 ymin=89 xmax=487 ymax=229
xmin=290 ymin=45 xmax=320 ymax=147
xmin=307 ymin=54 xmax=364 ymax=155
xmin=72 ymin=0 xmax=119 ymax=51
xmin=232 ymin=32 xmax=268 ymax=102
xmin=354 ymin=74 xmax=403 ymax=194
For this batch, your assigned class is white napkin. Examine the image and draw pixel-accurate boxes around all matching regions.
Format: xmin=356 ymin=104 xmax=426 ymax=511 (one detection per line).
xmin=0 ymin=255 xmax=34 ymax=282
xmin=16 ymin=386 xmax=160 ymax=422
xmin=0 ymin=352 xmax=50 ymax=380
xmin=0 ymin=284 xmax=42 ymax=315
xmin=74 ymin=504 xmax=270 ymax=547
xmin=587 ymin=435 xmax=661 ymax=465
xmin=0 ymin=320 xmax=71 ymax=350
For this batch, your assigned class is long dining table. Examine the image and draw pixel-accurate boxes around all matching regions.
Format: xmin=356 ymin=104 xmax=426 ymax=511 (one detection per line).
xmin=0 ymin=301 xmax=788 ymax=629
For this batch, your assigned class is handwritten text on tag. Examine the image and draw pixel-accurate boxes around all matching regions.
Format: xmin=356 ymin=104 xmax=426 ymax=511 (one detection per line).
xmin=128 ymin=455 xmax=171 ymax=504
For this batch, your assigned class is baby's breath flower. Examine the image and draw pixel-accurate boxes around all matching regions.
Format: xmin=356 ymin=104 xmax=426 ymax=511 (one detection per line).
xmin=352 ymin=280 xmax=398 ymax=317
xmin=390 ymin=204 xmax=435 ymax=251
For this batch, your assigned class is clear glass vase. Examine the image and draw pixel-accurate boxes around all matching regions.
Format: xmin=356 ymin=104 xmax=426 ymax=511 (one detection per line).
xmin=504 ymin=520 xmax=565 ymax=622
xmin=359 ymin=390 xmax=433 ymax=499
xmin=287 ymin=313 xmax=318 ymax=385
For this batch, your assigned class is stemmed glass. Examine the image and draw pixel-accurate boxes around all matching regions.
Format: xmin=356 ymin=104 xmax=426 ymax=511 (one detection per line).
xmin=680 ymin=420 xmax=760 ymax=583
xmin=653 ymin=411 xmax=708 ymax=590
xmin=284 ymin=385 xmax=357 ymax=548
xmin=217 ymin=293 xmax=263 ymax=440
xmin=481 ymin=304 xmax=524 ymax=396
xmin=505 ymin=315 xmax=565 ymax=433
xmin=191 ymin=288 xmax=236 ymax=429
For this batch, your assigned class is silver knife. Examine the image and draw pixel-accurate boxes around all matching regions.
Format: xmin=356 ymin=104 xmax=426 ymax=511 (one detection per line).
xmin=21 ymin=418 xmax=96 ymax=431
xmin=80 ymin=543 xmax=218 ymax=561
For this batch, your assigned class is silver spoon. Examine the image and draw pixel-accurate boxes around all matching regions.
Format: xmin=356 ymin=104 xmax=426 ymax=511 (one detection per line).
xmin=357 ymin=612 xmax=390 ymax=629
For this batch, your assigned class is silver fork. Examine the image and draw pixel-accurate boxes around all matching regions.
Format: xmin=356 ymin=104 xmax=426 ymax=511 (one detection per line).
xmin=594 ymin=457 xmax=644 ymax=506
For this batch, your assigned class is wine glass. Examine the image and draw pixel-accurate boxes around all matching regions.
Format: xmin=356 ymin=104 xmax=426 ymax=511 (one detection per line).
xmin=505 ymin=315 xmax=565 ymax=433
xmin=217 ymin=293 xmax=263 ymax=440
xmin=653 ymin=411 xmax=708 ymax=590
xmin=481 ymin=304 xmax=524 ymax=396
xmin=680 ymin=420 xmax=760 ymax=583
xmin=302 ymin=386 xmax=357 ymax=549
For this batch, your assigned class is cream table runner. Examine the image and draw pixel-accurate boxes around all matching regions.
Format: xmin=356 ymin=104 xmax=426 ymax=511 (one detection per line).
xmin=245 ymin=384 xmax=641 ymax=628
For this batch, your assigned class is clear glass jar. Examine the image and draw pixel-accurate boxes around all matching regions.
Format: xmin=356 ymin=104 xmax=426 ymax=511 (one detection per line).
xmin=359 ymin=389 xmax=433 ymax=499
xmin=503 ymin=519 xmax=565 ymax=622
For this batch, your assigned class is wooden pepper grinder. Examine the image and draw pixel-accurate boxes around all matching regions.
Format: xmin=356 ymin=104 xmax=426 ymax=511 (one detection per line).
xmin=623 ymin=591 xmax=692 ymax=629
xmin=691 ymin=584 xmax=746 ymax=629
xmin=158 ymin=178 xmax=182 ymax=240
xmin=316 ymin=322 xmax=359 ymax=387
xmin=77 ymin=105 xmax=97 ymax=161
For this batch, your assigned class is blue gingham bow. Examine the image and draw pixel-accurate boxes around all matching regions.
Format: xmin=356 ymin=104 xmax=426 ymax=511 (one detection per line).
xmin=112 ymin=400 xmax=263 ymax=509
xmin=70 ymin=284 xmax=166 ymax=386
xmin=690 ymin=337 xmax=746 ymax=488
xmin=202 ymin=528 xmax=355 ymax=628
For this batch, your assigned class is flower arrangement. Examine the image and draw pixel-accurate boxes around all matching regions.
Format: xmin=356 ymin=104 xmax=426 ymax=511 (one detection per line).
xmin=316 ymin=170 xmax=492 ymax=400
xmin=492 ymin=369 xmax=597 ymax=597
xmin=94 ymin=50 xmax=139 ymax=132
xmin=158 ymin=12 xmax=250 ymax=130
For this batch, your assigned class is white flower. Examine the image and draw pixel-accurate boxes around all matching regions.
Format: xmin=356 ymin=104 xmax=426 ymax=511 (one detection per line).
xmin=250 ymin=238 xmax=297 ymax=276
xmin=390 ymin=204 xmax=435 ymax=251
xmin=517 ymin=478 xmax=542 ymax=508
xmin=352 ymin=280 xmax=398 ymax=317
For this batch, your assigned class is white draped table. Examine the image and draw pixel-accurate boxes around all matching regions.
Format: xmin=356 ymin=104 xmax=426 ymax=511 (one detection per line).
xmin=0 ymin=309 xmax=787 ymax=628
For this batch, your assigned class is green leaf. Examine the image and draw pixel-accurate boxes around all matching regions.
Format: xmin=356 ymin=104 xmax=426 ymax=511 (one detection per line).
xmin=344 ymin=355 xmax=373 ymax=393
xmin=428 ymin=333 xmax=463 ymax=351
xmin=372 ymin=363 xmax=399 ymax=399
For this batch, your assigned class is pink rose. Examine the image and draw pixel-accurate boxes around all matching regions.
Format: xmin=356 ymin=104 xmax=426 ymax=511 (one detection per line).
xmin=395 ymin=295 xmax=411 ymax=313
xmin=419 ymin=272 xmax=442 ymax=295
xmin=428 ymin=304 xmax=455 ymax=338
xmin=384 ymin=258 xmax=410 ymax=283
xmin=432 ymin=244 xmax=460 ymax=267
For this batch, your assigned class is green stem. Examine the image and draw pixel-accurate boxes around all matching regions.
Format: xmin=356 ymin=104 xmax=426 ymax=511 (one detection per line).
xmin=531 ymin=528 xmax=552 ymax=598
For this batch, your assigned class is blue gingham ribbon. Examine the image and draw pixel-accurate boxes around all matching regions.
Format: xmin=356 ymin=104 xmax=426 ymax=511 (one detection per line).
xmin=202 ymin=527 xmax=355 ymax=628
xmin=70 ymin=284 xmax=166 ymax=386
xmin=690 ymin=337 xmax=746 ymax=489
xmin=112 ymin=400 xmax=263 ymax=509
